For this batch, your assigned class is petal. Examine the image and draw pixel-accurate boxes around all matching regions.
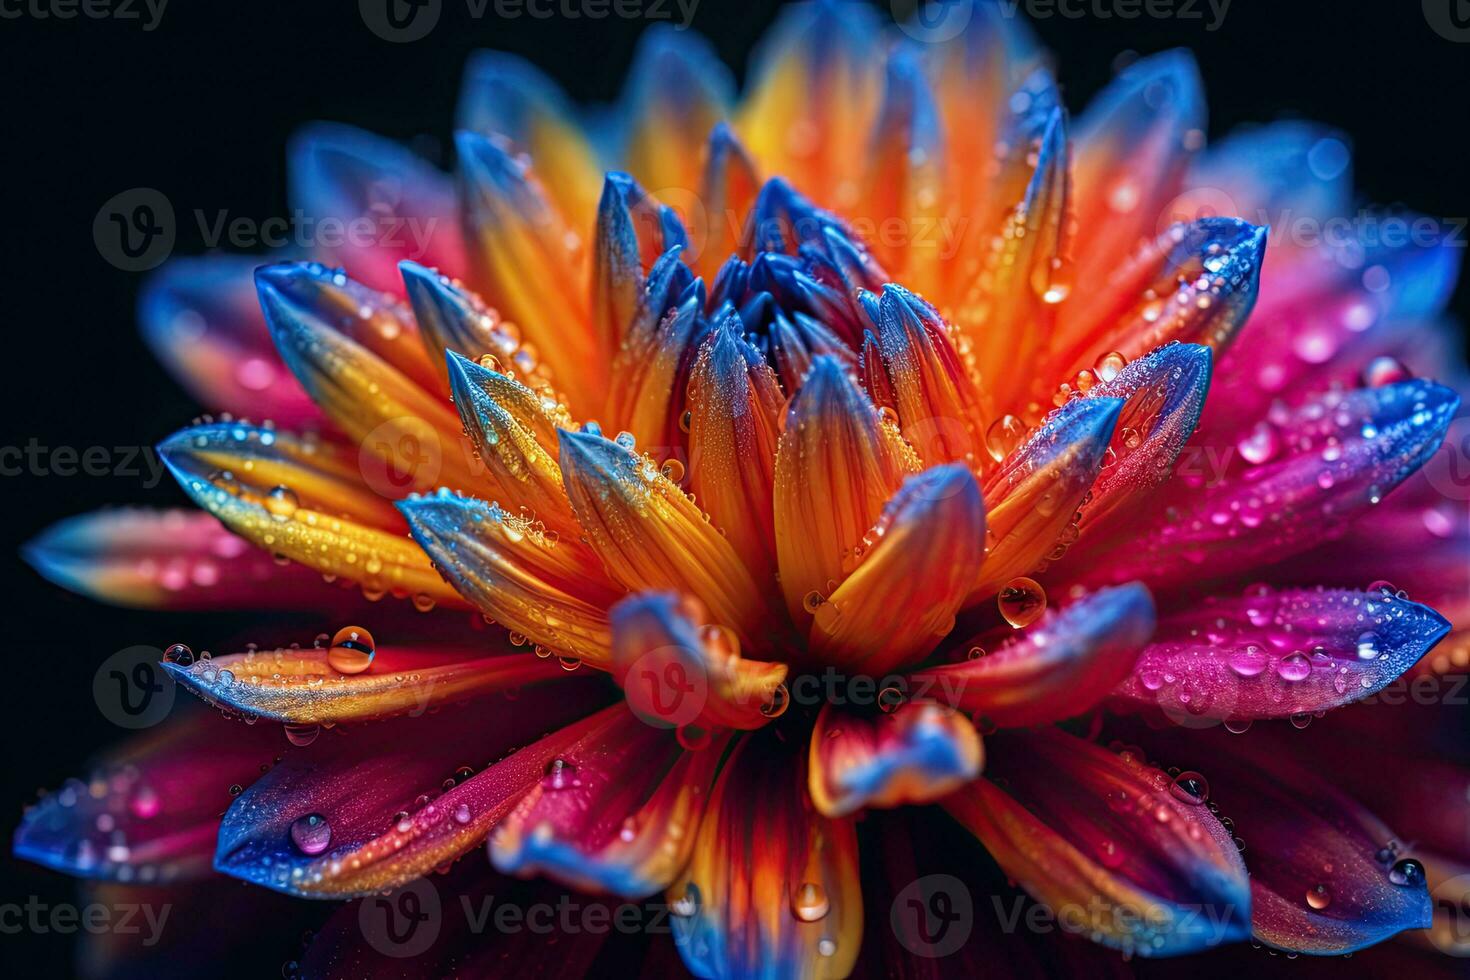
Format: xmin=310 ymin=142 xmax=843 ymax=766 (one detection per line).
xmin=610 ymin=592 xmax=788 ymax=732
xmin=456 ymin=131 xmax=598 ymax=410
xmin=15 ymin=708 xmax=284 ymax=883
xmin=165 ymin=641 xmax=563 ymax=725
xmin=214 ymin=694 xmax=611 ymax=898
xmin=770 ymin=309 xmax=859 ymax=392
xmin=558 ymin=429 xmax=772 ymax=655
xmin=943 ymin=728 xmax=1251 ymax=957
xmin=160 ymin=429 xmax=464 ymax=608
xmin=808 ymin=700 xmax=982 ymax=818
xmin=399 ymin=260 xmax=556 ymax=395
xmin=138 ymin=255 xmax=318 ymax=425
xmin=456 ymin=51 xmax=601 ymax=233
xmin=912 ymin=583 xmax=1156 ymax=727
xmin=686 ymin=317 xmax=785 ymax=582
xmin=398 ymin=491 xmax=620 ymax=666
xmin=977 ymin=396 xmax=1122 ymax=596
xmin=1110 ymin=587 xmax=1450 ymax=723
xmin=808 ymin=465 xmax=987 ymax=676
xmin=1128 ymin=726 xmax=1434 ymax=954
xmin=774 ymin=355 xmax=921 ymax=624
xmin=22 ymin=508 xmax=351 ymax=612
xmin=620 ymin=26 xmax=734 ymax=197
xmin=604 ymin=267 xmax=708 ymax=455
xmin=288 ymin=123 xmax=465 ymax=292
xmin=696 ymin=123 xmax=761 ymax=280
xmin=1062 ymin=50 xmax=1205 ymax=351
xmin=668 ymin=730 xmax=863 ymax=980
xmin=255 ymin=263 xmax=479 ymax=494
xmin=1079 ymin=342 xmax=1213 ymax=532
xmin=1077 ymin=380 xmax=1460 ymax=587
xmin=736 ymin=0 xmax=884 ymax=212
xmin=490 ymin=705 xmax=730 ymax=897
xmin=872 ymin=284 xmax=989 ymax=468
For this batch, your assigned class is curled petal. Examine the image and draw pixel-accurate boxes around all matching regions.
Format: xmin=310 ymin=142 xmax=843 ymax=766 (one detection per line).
xmin=1130 ymin=727 xmax=1434 ymax=954
xmin=558 ymin=429 xmax=770 ymax=654
xmin=774 ymin=356 xmax=922 ymax=624
xmin=1111 ymin=587 xmax=1450 ymax=723
xmin=444 ymin=351 xmax=580 ymax=530
xmin=808 ymin=701 xmax=982 ymax=818
xmin=22 ymin=508 xmax=349 ymax=612
xmin=400 ymin=260 xmax=556 ymax=394
xmin=621 ymin=26 xmax=734 ymax=198
xmin=873 ymin=285 xmax=988 ymax=467
xmin=456 ymin=131 xmax=598 ymax=410
xmin=255 ymin=263 xmax=477 ymax=493
xmin=214 ymin=694 xmax=610 ymax=898
xmin=977 ymin=396 xmax=1122 ymax=596
xmin=456 ymin=51 xmax=601 ymax=233
xmin=809 ymin=465 xmax=987 ymax=676
xmin=1079 ymin=380 xmax=1460 ymax=587
xmin=1063 ymin=50 xmax=1205 ymax=350
xmin=610 ymin=592 xmax=788 ymax=732
xmin=944 ymin=728 xmax=1251 ymax=957
xmin=15 ymin=709 xmax=284 ymax=883
xmin=160 ymin=430 xmax=463 ymax=608
xmin=288 ymin=123 xmax=465 ymax=292
xmin=913 ymin=583 xmax=1156 ymax=727
xmin=165 ymin=643 xmax=562 ymax=725
xmin=399 ymin=491 xmax=620 ymax=666
xmin=1080 ymin=342 xmax=1213 ymax=531
xmin=686 ymin=319 xmax=785 ymax=582
xmin=490 ymin=704 xmax=730 ymax=897
xmin=138 ymin=255 xmax=318 ymax=425
xmin=736 ymin=0 xmax=884 ymax=212
xmin=669 ymin=731 xmax=863 ymax=980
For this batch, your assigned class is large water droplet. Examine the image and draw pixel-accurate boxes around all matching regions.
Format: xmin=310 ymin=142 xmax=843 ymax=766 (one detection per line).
xmin=1305 ymin=884 xmax=1332 ymax=910
xmin=541 ymin=758 xmax=577 ymax=790
xmin=1169 ymin=771 xmax=1209 ymax=805
xmin=284 ymin=722 xmax=320 ymax=747
xmin=164 ymin=643 xmax=195 ymax=667
xmin=290 ymin=813 xmax=332 ymax=856
xmin=1276 ymin=652 xmax=1312 ymax=682
xmin=792 ymin=882 xmax=830 ymax=922
xmin=998 ymin=577 xmax=1046 ymax=628
xmin=1388 ymin=858 xmax=1425 ymax=887
xmin=265 ymin=485 xmax=300 ymax=521
xmin=327 ymin=625 xmax=376 ymax=675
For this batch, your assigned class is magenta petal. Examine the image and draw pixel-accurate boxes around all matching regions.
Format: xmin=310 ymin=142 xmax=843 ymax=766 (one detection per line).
xmin=15 ymin=708 xmax=285 ymax=883
xmin=1075 ymin=379 xmax=1459 ymax=587
xmin=1112 ymin=587 xmax=1450 ymax=723
xmin=138 ymin=255 xmax=320 ymax=425
xmin=1130 ymin=727 xmax=1434 ymax=954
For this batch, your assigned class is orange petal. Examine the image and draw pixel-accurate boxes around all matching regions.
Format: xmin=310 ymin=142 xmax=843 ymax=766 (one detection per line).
xmin=610 ymin=592 xmax=788 ymax=732
xmin=808 ymin=465 xmax=987 ymax=676
xmin=620 ymin=27 xmax=733 ymax=198
xmin=696 ymin=123 xmax=761 ymax=280
xmin=809 ymin=700 xmax=982 ymax=818
xmin=774 ymin=356 xmax=921 ymax=624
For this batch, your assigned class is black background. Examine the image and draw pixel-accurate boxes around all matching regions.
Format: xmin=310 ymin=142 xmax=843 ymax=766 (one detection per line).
xmin=1 ymin=0 xmax=1467 ymax=975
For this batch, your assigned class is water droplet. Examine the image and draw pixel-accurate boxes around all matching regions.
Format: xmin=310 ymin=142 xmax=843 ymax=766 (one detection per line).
xmin=614 ymin=431 xmax=637 ymax=450
xmin=802 ymin=590 xmax=825 ymax=615
xmin=1355 ymin=632 xmax=1380 ymax=661
xmin=1306 ymin=884 xmax=1331 ymax=910
xmin=791 ymin=882 xmax=830 ymax=922
xmin=411 ymin=593 xmax=436 ymax=613
xmin=1170 ymin=771 xmax=1209 ymax=805
xmin=284 ymin=723 xmax=320 ymax=747
xmin=1388 ymin=858 xmax=1424 ymax=887
xmin=1094 ymin=351 xmax=1128 ymax=384
xmin=679 ymin=410 xmax=692 ymax=433
xmin=760 ymin=684 xmax=790 ymax=718
xmin=265 ymin=485 xmax=300 ymax=521
xmin=1276 ymin=652 xmax=1312 ymax=682
xmin=290 ymin=813 xmax=332 ymax=856
xmin=1361 ymin=356 xmax=1410 ymax=389
xmin=877 ymin=686 xmax=906 ymax=713
xmin=164 ymin=643 xmax=194 ymax=667
xmin=541 ymin=758 xmax=577 ymax=790
xmin=453 ymin=804 xmax=472 ymax=825
xmin=677 ymin=724 xmax=712 ymax=751
xmin=671 ymin=883 xmax=700 ymax=917
xmin=327 ymin=626 xmax=376 ymax=675
xmin=998 ymin=577 xmax=1046 ymax=628
xmin=985 ymin=415 xmax=1027 ymax=462
xmin=1228 ymin=647 xmax=1268 ymax=677
xmin=817 ymin=938 xmax=838 ymax=957
xmin=660 ymin=458 xmax=686 ymax=483
xmin=557 ymin=655 xmax=582 ymax=672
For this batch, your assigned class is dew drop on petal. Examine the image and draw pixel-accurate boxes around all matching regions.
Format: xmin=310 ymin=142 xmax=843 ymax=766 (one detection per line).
xmin=1388 ymin=859 xmax=1425 ymax=887
xmin=265 ymin=485 xmax=300 ymax=521
xmin=792 ymin=882 xmax=830 ymax=922
xmin=290 ymin=813 xmax=332 ymax=856
xmin=1169 ymin=771 xmax=1209 ymax=805
xmin=327 ymin=626 xmax=375 ymax=675
xmin=998 ymin=577 xmax=1046 ymax=628
xmin=1306 ymin=884 xmax=1332 ymax=910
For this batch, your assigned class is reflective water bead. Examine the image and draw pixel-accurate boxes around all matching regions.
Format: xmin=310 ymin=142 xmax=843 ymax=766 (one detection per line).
xmin=327 ymin=626 xmax=376 ymax=675
xmin=998 ymin=577 xmax=1047 ymax=628
xmin=289 ymin=813 xmax=332 ymax=856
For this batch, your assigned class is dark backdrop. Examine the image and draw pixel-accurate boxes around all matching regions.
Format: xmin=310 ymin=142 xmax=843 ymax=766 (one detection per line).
xmin=1 ymin=0 xmax=1467 ymax=974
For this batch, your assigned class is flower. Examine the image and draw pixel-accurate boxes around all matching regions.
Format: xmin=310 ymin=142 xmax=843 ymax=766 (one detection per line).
xmin=17 ymin=1 xmax=1470 ymax=976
